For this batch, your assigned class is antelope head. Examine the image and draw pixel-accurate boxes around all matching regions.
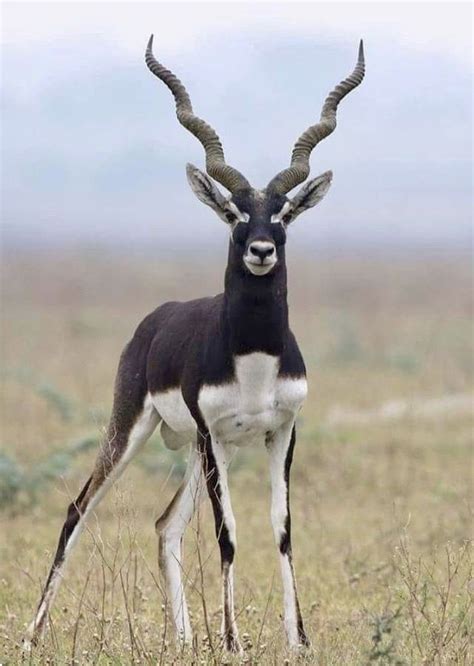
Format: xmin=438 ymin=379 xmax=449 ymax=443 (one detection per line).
xmin=145 ymin=36 xmax=365 ymax=277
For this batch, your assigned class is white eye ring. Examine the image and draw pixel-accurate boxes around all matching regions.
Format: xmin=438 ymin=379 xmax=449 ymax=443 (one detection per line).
xmin=271 ymin=201 xmax=292 ymax=226
xmin=226 ymin=200 xmax=249 ymax=225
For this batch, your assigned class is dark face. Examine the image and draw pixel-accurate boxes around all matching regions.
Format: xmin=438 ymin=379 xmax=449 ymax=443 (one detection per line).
xmin=186 ymin=163 xmax=333 ymax=278
xmin=228 ymin=189 xmax=289 ymax=276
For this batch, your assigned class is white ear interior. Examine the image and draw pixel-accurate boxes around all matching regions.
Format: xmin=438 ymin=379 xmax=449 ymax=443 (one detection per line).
xmin=286 ymin=171 xmax=333 ymax=222
xmin=186 ymin=164 xmax=228 ymax=209
xmin=292 ymin=171 xmax=333 ymax=209
xmin=186 ymin=164 xmax=250 ymax=227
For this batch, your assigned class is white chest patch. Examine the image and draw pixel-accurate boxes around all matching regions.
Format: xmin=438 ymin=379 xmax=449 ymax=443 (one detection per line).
xmin=198 ymin=353 xmax=307 ymax=447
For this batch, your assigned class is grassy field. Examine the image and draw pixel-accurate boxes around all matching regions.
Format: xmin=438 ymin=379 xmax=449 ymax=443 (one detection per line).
xmin=0 ymin=246 xmax=472 ymax=664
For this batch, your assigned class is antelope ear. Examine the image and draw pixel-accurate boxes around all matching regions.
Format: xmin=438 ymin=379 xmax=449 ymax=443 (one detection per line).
xmin=186 ymin=163 xmax=249 ymax=226
xmin=287 ymin=170 xmax=333 ymax=221
xmin=186 ymin=163 xmax=228 ymax=213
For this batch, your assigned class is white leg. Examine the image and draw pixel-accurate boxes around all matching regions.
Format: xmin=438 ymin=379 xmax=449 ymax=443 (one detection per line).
xmin=213 ymin=442 xmax=239 ymax=647
xmin=267 ymin=421 xmax=309 ymax=648
xmin=25 ymin=395 xmax=159 ymax=648
xmin=155 ymin=445 xmax=205 ymax=644
xmin=200 ymin=432 xmax=241 ymax=652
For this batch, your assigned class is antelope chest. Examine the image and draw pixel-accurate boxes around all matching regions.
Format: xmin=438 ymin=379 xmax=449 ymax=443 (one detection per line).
xmin=198 ymin=352 xmax=307 ymax=447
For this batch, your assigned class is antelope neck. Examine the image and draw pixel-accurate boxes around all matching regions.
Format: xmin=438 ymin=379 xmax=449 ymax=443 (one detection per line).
xmin=222 ymin=262 xmax=289 ymax=357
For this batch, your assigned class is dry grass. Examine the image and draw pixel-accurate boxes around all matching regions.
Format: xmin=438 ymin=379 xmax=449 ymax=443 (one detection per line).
xmin=0 ymin=246 xmax=472 ymax=664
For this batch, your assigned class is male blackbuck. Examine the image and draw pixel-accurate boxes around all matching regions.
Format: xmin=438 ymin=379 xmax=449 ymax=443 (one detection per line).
xmin=26 ymin=35 xmax=365 ymax=652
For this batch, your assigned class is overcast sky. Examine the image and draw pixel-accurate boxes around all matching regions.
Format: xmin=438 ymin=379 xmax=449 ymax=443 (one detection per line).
xmin=2 ymin=1 xmax=472 ymax=250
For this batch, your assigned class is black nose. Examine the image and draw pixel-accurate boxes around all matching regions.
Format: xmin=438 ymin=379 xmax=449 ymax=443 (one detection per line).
xmin=249 ymin=241 xmax=275 ymax=262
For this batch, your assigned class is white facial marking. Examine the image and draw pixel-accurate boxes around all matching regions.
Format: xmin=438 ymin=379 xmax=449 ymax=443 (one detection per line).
xmin=244 ymin=240 xmax=277 ymax=276
xmin=198 ymin=353 xmax=307 ymax=447
xmin=226 ymin=200 xmax=249 ymax=226
xmin=271 ymin=201 xmax=292 ymax=227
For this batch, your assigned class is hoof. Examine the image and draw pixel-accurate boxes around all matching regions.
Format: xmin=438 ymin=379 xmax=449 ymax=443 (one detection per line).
xmin=223 ymin=633 xmax=243 ymax=654
xmin=23 ymin=618 xmax=45 ymax=654
xmin=289 ymin=637 xmax=314 ymax=660
xmin=288 ymin=624 xmax=311 ymax=651
xmin=21 ymin=638 xmax=33 ymax=655
xmin=22 ymin=628 xmax=38 ymax=656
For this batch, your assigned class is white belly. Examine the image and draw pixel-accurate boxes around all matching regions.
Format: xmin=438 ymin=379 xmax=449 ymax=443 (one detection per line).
xmin=198 ymin=353 xmax=307 ymax=447
xmin=150 ymin=388 xmax=195 ymax=449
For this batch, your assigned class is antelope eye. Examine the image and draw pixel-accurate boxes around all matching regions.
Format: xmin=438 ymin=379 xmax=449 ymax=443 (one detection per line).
xmin=225 ymin=211 xmax=237 ymax=224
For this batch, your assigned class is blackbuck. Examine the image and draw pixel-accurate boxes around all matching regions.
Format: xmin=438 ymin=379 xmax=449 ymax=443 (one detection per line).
xmin=26 ymin=35 xmax=365 ymax=652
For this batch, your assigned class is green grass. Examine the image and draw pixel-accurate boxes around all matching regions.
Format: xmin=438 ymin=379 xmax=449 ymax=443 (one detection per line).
xmin=0 ymin=248 xmax=472 ymax=664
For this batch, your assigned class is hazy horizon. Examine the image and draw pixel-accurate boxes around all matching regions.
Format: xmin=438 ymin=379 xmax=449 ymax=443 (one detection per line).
xmin=2 ymin=2 xmax=472 ymax=251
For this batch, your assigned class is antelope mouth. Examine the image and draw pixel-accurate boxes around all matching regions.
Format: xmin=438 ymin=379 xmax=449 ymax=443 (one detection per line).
xmin=243 ymin=257 xmax=277 ymax=276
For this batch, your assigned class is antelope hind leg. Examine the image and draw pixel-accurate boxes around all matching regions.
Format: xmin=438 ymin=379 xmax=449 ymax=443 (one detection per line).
xmin=24 ymin=394 xmax=159 ymax=649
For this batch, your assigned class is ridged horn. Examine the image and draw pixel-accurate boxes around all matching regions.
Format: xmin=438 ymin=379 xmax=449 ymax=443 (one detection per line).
xmin=268 ymin=40 xmax=365 ymax=195
xmin=145 ymin=35 xmax=250 ymax=193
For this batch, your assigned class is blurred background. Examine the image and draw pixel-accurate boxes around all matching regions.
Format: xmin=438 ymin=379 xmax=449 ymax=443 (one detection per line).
xmin=2 ymin=1 xmax=472 ymax=248
xmin=1 ymin=2 xmax=472 ymax=663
